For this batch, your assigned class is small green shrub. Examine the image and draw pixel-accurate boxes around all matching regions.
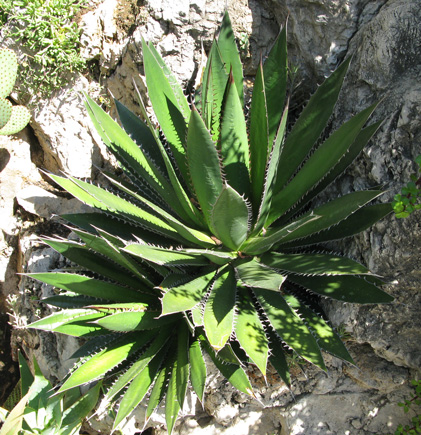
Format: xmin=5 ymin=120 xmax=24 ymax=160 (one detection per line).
xmin=26 ymin=13 xmax=393 ymax=433
xmin=0 ymin=0 xmax=87 ymax=100
xmin=394 ymin=380 xmax=421 ymax=435
xmin=392 ymin=155 xmax=421 ymax=218
xmin=0 ymin=353 xmax=100 ymax=435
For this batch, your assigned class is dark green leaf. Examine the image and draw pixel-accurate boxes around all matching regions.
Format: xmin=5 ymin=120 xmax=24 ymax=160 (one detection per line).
xmin=209 ymin=185 xmax=250 ymax=251
xmin=235 ymin=258 xmax=285 ymax=290
xmin=203 ymin=265 xmax=236 ymax=351
xmin=189 ymin=338 xmax=206 ymax=403
xmin=288 ymin=274 xmax=394 ymax=303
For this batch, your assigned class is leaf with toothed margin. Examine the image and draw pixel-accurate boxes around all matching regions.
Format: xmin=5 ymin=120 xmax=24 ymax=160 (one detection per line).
xmin=165 ymin=323 xmax=189 ymax=435
xmin=260 ymin=252 xmax=372 ymax=276
xmin=201 ymin=39 xmax=229 ymax=138
xmin=187 ymin=107 xmax=224 ymax=223
xmin=235 ymin=258 xmax=286 ymax=291
xmin=49 ymin=174 xmax=182 ymax=243
xmin=71 ymin=228 xmax=155 ymax=287
xmin=105 ymin=328 xmax=171 ymax=403
xmin=189 ymin=338 xmax=207 ymax=403
xmin=141 ymin=39 xmax=190 ymax=182
xmin=280 ymin=202 xmax=393 ymax=248
xmin=133 ymin=80 xmax=205 ymax=229
xmin=263 ymin=24 xmax=288 ymax=146
xmin=203 ymin=265 xmax=236 ymax=351
xmin=114 ymin=98 xmax=167 ymax=174
xmin=160 ymin=270 xmax=216 ymax=315
xmin=274 ymin=57 xmax=352 ymax=192
xmin=266 ymin=328 xmax=290 ymax=387
xmin=26 ymin=273 xmax=152 ymax=303
xmin=58 ymin=331 xmax=148 ymax=392
xmin=219 ymin=72 xmax=250 ymax=197
xmin=217 ymin=11 xmax=244 ymax=105
xmin=281 ymin=121 xmax=383 ymax=223
xmin=284 ymin=293 xmax=355 ymax=364
xmin=268 ymin=103 xmax=378 ymax=226
xmin=253 ymin=288 xmax=326 ymax=371
xmin=209 ymin=185 xmax=250 ymax=251
xmin=243 ymin=213 xmax=320 ymax=255
xmin=96 ymin=310 xmax=182 ymax=332
xmin=113 ymin=347 xmax=167 ymax=430
xmin=288 ymin=274 xmax=394 ymax=304
xmin=28 ymin=309 xmax=107 ymax=337
xmin=235 ymin=288 xmax=269 ymax=377
xmin=84 ymin=94 xmax=174 ymax=205
xmin=274 ymin=190 xmax=384 ymax=246
xmin=43 ymin=238 xmax=148 ymax=290
xmin=42 ymin=294 xmax=103 ymax=309
xmin=249 ymin=60 xmax=269 ymax=210
xmin=199 ymin=334 xmax=255 ymax=397
xmin=253 ymin=104 xmax=289 ymax=235
xmin=123 ymin=243 xmax=210 ymax=266
xmin=146 ymin=359 xmax=171 ymax=422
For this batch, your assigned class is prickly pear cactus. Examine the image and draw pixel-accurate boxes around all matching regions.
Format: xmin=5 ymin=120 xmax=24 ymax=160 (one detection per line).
xmin=0 ymin=48 xmax=30 ymax=135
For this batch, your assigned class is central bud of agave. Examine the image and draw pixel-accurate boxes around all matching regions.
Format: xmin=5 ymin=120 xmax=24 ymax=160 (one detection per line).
xmin=28 ymin=12 xmax=393 ymax=434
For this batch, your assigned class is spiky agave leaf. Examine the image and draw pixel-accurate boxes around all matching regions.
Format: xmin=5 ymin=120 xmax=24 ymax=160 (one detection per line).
xmin=27 ymin=13 xmax=394 ymax=433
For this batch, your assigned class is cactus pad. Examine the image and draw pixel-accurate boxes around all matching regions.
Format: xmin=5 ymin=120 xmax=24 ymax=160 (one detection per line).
xmin=0 ymin=49 xmax=18 ymax=99
xmin=0 ymin=105 xmax=31 ymax=135
xmin=0 ymin=98 xmax=12 ymax=129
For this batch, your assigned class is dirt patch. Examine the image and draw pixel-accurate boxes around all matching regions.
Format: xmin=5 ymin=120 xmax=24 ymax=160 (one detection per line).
xmin=114 ymin=0 xmax=148 ymax=36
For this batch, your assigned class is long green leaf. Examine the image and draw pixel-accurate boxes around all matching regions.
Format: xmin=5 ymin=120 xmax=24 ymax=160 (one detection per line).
xmin=114 ymin=98 xmax=166 ymax=174
xmin=200 ymin=335 xmax=254 ymax=397
xmin=50 ymin=175 xmax=182 ymax=242
xmin=58 ymin=332 xmax=145 ymax=392
xmin=235 ymin=289 xmax=269 ymax=377
xmin=281 ymin=121 xmax=382 ymax=223
xmin=160 ymin=270 xmax=216 ymax=315
xmin=61 ymin=382 xmax=101 ymax=428
xmin=187 ymin=107 xmax=224 ymax=222
xmin=209 ymin=185 xmax=250 ymax=251
xmin=134 ymin=80 xmax=205 ymax=228
xmin=263 ymin=25 xmax=288 ymax=145
xmin=84 ymin=94 xmax=171 ymax=205
xmin=217 ymin=11 xmax=244 ymax=105
xmin=201 ymin=40 xmax=229 ymax=138
xmin=145 ymin=361 xmax=170 ymax=422
xmin=219 ymin=73 xmax=250 ymax=197
xmin=105 ymin=328 xmax=170 ymax=403
xmin=189 ymin=338 xmax=207 ymax=403
xmin=96 ymin=311 xmax=182 ymax=332
xmin=249 ymin=60 xmax=269 ymax=209
xmin=284 ymin=293 xmax=354 ymax=364
xmin=203 ymin=266 xmax=236 ymax=351
xmin=253 ymin=105 xmax=288 ymax=234
xmin=274 ymin=57 xmax=351 ymax=191
xmin=253 ymin=288 xmax=326 ymax=370
xmin=113 ymin=350 xmax=164 ymax=430
xmin=235 ymin=258 xmax=285 ymax=291
xmin=123 ymin=244 xmax=209 ymax=266
xmin=27 ymin=273 xmax=151 ymax=303
xmin=288 ymin=274 xmax=394 ymax=303
xmin=166 ymin=324 xmax=189 ymax=434
xmin=274 ymin=190 xmax=384 ymax=245
xmin=261 ymin=252 xmax=371 ymax=275
xmin=268 ymin=103 xmax=378 ymax=225
xmin=266 ymin=328 xmax=290 ymax=387
xmin=43 ymin=239 xmax=146 ymax=290
xmin=280 ymin=203 xmax=392 ymax=248
xmin=141 ymin=39 xmax=189 ymax=181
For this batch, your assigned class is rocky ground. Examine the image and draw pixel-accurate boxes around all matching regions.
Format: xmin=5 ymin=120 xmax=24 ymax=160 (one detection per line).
xmin=1 ymin=0 xmax=420 ymax=433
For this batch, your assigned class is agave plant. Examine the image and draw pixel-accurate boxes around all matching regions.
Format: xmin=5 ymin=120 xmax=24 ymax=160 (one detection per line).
xmin=27 ymin=13 xmax=393 ymax=433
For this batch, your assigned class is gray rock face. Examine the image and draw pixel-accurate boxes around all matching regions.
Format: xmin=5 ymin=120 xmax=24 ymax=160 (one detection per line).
xmin=1 ymin=0 xmax=420 ymax=434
